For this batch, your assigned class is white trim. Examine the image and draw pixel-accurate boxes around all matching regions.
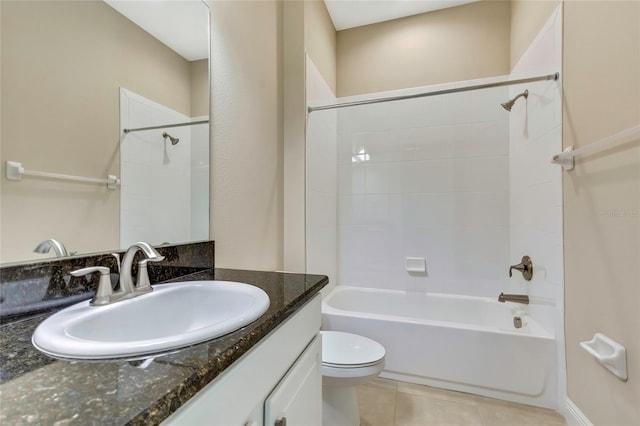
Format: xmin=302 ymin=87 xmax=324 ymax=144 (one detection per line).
xmin=564 ymin=398 xmax=593 ymax=426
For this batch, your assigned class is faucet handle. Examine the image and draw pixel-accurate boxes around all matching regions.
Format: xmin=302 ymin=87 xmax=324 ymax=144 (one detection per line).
xmin=71 ymin=266 xmax=113 ymax=305
xmin=509 ymin=255 xmax=533 ymax=281
xmin=135 ymin=256 xmax=165 ymax=293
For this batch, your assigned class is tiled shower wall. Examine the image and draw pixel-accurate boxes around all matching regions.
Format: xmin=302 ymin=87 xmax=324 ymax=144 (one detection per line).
xmin=507 ymin=5 xmax=564 ymax=407
xmin=120 ymin=89 xmax=208 ymax=248
xmin=190 ymin=116 xmax=210 ymax=242
xmin=306 ymin=56 xmax=338 ymax=295
xmin=306 ymin=6 xmax=562 ymax=311
xmin=508 ymin=6 xmax=563 ymax=329
xmin=336 ymin=82 xmax=511 ymax=297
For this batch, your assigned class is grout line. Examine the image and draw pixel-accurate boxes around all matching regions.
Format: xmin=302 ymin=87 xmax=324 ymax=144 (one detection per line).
xmin=391 ymin=381 xmax=399 ymax=426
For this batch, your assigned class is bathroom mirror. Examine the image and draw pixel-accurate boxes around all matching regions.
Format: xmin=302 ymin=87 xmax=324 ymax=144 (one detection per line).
xmin=0 ymin=0 xmax=210 ymax=264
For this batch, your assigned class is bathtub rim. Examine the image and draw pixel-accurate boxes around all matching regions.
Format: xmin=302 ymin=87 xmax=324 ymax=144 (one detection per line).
xmin=322 ymin=285 xmax=554 ymax=340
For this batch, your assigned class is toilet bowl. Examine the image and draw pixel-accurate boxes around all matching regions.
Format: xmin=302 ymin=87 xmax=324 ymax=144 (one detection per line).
xmin=321 ymin=331 xmax=385 ymax=426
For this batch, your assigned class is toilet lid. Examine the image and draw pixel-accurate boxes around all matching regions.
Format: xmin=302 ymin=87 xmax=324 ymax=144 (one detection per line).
xmin=321 ymin=331 xmax=385 ymax=367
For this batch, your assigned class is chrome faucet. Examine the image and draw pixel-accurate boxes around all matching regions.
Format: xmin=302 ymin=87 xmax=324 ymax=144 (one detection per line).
xmin=34 ymin=239 xmax=68 ymax=257
xmin=119 ymin=242 xmax=165 ymax=296
xmin=498 ymin=292 xmax=529 ymax=304
xmin=71 ymin=242 xmax=164 ymax=306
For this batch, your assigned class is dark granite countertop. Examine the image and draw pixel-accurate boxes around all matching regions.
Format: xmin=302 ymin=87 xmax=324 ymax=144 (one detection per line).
xmin=0 ymin=268 xmax=328 ymax=425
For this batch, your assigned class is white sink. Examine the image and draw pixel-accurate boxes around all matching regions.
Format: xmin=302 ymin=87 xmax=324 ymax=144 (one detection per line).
xmin=32 ymin=281 xmax=270 ymax=360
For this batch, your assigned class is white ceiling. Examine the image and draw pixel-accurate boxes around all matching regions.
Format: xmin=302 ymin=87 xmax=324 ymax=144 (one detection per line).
xmin=324 ymin=0 xmax=481 ymax=31
xmin=104 ymin=0 xmax=209 ymax=62
xmin=105 ymin=1 xmax=480 ymax=59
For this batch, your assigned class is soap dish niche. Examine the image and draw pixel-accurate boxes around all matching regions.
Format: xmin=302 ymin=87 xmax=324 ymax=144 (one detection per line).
xmin=405 ymin=257 xmax=426 ymax=273
xmin=580 ymin=333 xmax=627 ymax=381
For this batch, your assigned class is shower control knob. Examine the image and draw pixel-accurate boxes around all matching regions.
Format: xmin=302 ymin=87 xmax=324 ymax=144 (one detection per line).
xmin=509 ymin=256 xmax=533 ymax=281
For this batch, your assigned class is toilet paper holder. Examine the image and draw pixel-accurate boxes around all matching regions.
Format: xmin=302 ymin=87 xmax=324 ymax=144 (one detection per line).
xmin=580 ymin=333 xmax=627 ymax=381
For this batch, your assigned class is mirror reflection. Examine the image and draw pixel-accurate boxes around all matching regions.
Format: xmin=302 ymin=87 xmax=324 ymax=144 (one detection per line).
xmin=0 ymin=0 xmax=210 ymax=264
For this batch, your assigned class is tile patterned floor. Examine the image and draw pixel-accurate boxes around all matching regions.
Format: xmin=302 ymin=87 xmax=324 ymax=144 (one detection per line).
xmin=358 ymin=378 xmax=567 ymax=426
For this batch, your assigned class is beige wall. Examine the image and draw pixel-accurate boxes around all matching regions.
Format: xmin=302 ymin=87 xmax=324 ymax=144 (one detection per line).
xmin=282 ymin=0 xmax=337 ymax=273
xmin=336 ymin=1 xmax=511 ymax=97
xmin=208 ymin=0 xmax=283 ymax=271
xmin=563 ymin=1 xmax=640 ymax=423
xmin=204 ymin=0 xmax=334 ymax=273
xmin=510 ymin=0 xmax=560 ymax=69
xmin=283 ymin=0 xmax=306 ymax=272
xmin=0 ymin=0 xmax=193 ymax=263
xmin=304 ymin=0 xmax=337 ymax=94
xmin=190 ymin=59 xmax=209 ymax=117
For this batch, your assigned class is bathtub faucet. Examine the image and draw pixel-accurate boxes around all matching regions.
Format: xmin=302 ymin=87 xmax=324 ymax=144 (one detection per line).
xmin=498 ymin=292 xmax=529 ymax=304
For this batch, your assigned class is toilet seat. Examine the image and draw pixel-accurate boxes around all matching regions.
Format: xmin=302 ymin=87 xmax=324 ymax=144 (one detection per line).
xmin=320 ymin=331 xmax=386 ymax=426
xmin=320 ymin=331 xmax=385 ymax=368
xmin=323 ymin=360 xmax=381 ymax=368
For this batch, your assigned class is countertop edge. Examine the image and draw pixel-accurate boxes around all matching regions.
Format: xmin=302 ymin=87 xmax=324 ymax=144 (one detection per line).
xmin=128 ymin=271 xmax=329 ymax=425
xmin=0 ymin=268 xmax=329 ymax=425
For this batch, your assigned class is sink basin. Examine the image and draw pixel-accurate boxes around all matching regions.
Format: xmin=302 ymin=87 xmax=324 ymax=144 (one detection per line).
xmin=32 ymin=281 xmax=270 ymax=360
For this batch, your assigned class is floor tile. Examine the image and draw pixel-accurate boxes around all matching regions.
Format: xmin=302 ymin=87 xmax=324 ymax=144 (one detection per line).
xmin=356 ymin=379 xmax=566 ymax=426
xmin=394 ymin=391 xmax=484 ymax=426
xmin=397 ymin=382 xmax=478 ymax=406
xmin=369 ymin=377 xmax=399 ymax=392
xmin=358 ymin=383 xmax=397 ymax=426
xmin=475 ymin=398 xmax=566 ymax=426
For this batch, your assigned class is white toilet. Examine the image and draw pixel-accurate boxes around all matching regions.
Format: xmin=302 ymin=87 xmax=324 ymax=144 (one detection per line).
xmin=321 ymin=331 xmax=386 ymax=426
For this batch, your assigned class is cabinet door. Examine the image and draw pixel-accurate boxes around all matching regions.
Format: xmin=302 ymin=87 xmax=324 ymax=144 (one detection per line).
xmin=265 ymin=335 xmax=322 ymax=426
xmin=162 ymin=295 xmax=321 ymax=426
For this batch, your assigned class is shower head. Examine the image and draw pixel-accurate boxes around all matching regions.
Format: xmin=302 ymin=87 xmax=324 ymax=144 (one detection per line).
xmin=162 ymin=132 xmax=179 ymax=145
xmin=501 ymin=89 xmax=529 ymax=112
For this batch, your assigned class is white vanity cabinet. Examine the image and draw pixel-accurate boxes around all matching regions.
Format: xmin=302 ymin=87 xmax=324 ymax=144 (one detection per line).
xmin=163 ymin=294 xmax=322 ymax=426
xmin=265 ymin=336 xmax=322 ymax=426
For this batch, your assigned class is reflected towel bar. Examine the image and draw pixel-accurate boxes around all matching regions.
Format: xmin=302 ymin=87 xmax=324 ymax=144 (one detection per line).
xmin=551 ymin=124 xmax=640 ymax=171
xmin=5 ymin=161 xmax=120 ymax=189
xmin=307 ymin=72 xmax=559 ymax=113
xmin=123 ymin=120 xmax=209 ymax=133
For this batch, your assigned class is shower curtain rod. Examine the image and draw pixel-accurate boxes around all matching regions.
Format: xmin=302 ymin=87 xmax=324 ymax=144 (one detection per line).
xmin=123 ymin=120 xmax=209 ymax=133
xmin=308 ymin=72 xmax=559 ymax=113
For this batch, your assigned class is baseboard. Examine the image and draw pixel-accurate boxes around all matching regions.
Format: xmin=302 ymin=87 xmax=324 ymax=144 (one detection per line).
xmin=565 ymin=398 xmax=593 ymax=426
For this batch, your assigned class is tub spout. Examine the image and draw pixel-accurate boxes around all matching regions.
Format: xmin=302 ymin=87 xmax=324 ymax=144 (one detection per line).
xmin=498 ymin=292 xmax=529 ymax=304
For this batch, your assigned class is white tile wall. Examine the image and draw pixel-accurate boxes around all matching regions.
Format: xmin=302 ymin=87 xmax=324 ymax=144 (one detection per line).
xmin=336 ymin=80 xmax=511 ymax=296
xmin=508 ymin=5 xmax=564 ymax=409
xmin=119 ymin=88 xmax=202 ymax=248
xmin=508 ymin=5 xmax=563 ymax=320
xmin=190 ymin=116 xmax=210 ymax=242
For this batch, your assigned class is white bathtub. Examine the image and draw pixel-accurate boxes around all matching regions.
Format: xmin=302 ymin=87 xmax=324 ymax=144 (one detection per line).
xmin=322 ymin=286 xmax=557 ymax=408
